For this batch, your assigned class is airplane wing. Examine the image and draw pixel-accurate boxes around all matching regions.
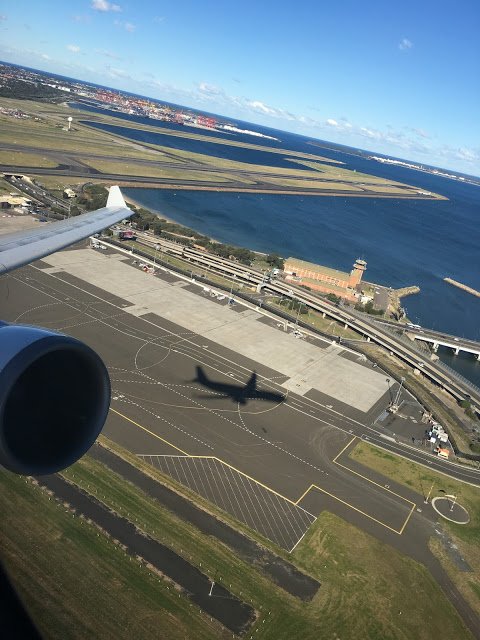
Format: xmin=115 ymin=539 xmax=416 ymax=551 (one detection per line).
xmin=0 ymin=186 xmax=132 ymax=275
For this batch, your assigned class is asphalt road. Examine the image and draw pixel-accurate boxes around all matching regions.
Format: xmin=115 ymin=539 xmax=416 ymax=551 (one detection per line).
xmin=2 ymin=255 xmax=479 ymax=637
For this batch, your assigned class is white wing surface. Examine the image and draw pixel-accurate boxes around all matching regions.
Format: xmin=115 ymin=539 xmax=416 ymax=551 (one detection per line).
xmin=0 ymin=186 xmax=132 ymax=274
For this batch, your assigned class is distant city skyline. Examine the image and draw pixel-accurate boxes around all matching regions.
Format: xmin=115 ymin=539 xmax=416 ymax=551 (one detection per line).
xmin=1 ymin=1 xmax=479 ymax=175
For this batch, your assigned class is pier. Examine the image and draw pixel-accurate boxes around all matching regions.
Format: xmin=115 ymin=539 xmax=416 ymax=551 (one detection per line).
xmin=444 ymin=277 xmax=480 ymax=298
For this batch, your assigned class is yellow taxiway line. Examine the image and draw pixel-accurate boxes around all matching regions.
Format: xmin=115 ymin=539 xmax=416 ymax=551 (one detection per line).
xmin=110 ymin=408 xmax=416 ymax=535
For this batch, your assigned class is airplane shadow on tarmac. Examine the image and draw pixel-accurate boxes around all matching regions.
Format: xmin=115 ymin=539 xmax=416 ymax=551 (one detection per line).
xmin=192 ymin=366 xmax=285 ymax=405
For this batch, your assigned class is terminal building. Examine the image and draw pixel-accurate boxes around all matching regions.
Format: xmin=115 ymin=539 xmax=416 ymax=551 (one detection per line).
xmin=283 ymin=257 xmax=367 ymax=302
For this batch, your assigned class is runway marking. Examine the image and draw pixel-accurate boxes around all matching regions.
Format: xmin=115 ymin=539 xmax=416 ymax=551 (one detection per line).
xmin=292 ymin=436 xmax=417 ymax=535
xmin=294 ymin=483 xmax=410 ymax=535
xmin=332 ymin=436 xmax=417 ymax=510
xmin=109 ymin=408 xmax=189 ymax=455
xmin=115 ymin=377 xmax=322 ymax=473
xmin=112 ymin=404 xmax=413 ymax=538
xmin=141 ymin=454 xmax=316 ymax=552
xmin=23 ymin=266 xmax=292 ymax=399
xmin=113 ymin=395 xmax=214 ymax=450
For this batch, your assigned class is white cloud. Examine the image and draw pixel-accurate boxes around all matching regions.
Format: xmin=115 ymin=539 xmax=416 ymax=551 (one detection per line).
xmin=72 ymin=15 xmax=91 ymax=23
xmin=67 ymin=44 xmax=80 ymax=53
xmin=245 ymin=99 xmax=296 ymax=120
xmin=195 ymin=84 xmax=296 ymax=120
xmin=399 ymin=38 xmax=413 ymax=51
xmin=153 ymin=16 xmax=165 ymax=24
xmin=198 ymin=82 xmax=222 ymax=95
xmin=91 ymin=0 xmax=121 ymax=12
xmin=114 ymin=19 xmax=136 ymax=32
xmin=95 ymin=48 xmax=121 ymax=60
xmin=455 ymin=147 xmax=478 ymax=162
xmin=105 ymin=66 xmax=135 ymax=81
xmin=411 ymin=127 xmax=429 ymax=139
xmin=359 ymin=126 xmax=382 ymax=139
xmin=247 ymin=100 xmax=276 ymax=115
xmin=326 ymin=118 xmax=338 ymax=127
xmin=40 ymin=53 xmax=51 ymax=60
xmin=0 ymin=15 xmax=7 ymax=21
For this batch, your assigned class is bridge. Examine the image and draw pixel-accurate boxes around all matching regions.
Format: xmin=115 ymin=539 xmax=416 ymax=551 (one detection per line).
xmin=374 ymin=319 xmax=480 ymax=360
xmin=412 ymin=333 xmax=480 ymax=359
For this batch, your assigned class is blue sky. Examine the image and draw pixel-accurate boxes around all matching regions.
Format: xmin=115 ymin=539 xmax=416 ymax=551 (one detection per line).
xmin=1 ymin=0 xmax=479 ymax=175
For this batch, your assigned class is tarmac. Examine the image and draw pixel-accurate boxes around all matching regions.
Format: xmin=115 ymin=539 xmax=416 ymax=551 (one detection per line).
xmin=2 ymin=243 xmax=479 ymax=637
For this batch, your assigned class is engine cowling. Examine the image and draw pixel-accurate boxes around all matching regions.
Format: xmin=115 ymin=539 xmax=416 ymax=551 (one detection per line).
xmin=0 ymin=324 xmax=110 ymax=475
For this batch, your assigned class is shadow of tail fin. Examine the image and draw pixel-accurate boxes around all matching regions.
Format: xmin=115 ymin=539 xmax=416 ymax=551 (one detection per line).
xmin=195 ymin=366 xmax=207 ymax=384
xmin=245 ymin=371 xmax=257 ymax=395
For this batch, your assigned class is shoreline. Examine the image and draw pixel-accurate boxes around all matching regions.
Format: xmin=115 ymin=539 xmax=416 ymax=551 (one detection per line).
xmin=123 ymin=194 xmax=177 ymax=225
xmin=123 ymin=192 xmax=235 ymax=249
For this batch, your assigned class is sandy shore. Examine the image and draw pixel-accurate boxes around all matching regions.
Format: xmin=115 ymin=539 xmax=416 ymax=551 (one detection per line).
xmin=123 ymin=194 xmax=177 ymax=224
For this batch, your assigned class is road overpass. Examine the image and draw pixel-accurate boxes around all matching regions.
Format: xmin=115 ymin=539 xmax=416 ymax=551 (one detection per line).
xmin=374 ymin=319 xmax=480 ymax=360
xmin=408 ymin=332 xmax=480 ymax=359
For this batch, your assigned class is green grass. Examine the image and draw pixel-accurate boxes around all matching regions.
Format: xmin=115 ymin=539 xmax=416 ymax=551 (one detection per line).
xmin=349 ymin=441 xmax=480 ymax=542
xmin=0 ymin=470 xmax=223 ymax=640
xmin=470 ymin=581 xmax=480 ymax=601
xmin=350 ymin=440 xmax=480 ymax=617
xmin=267 ymin=297 xmax=362 ymax=339
xmin=294 ymin=513 xmax=471 ymax=640
xmin=81 ymin=157 xmax=250 ymax=184
xmin=0 ymin=98 xmax=446 ymax=199
xmin=0 ymin=150 xmax=58 ymax=167
xmin=121 ymin=240 xmax=257 ymax=291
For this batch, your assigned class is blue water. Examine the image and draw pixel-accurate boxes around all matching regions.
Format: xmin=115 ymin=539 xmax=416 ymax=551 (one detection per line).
xmin=85 ymin=119 xmax=319 ymax=171
xmin=78 ymin=105 xmax=480 ymax=385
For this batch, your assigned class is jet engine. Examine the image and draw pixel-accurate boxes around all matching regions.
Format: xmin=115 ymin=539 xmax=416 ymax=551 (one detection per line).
xmin=0 ymin=324 xmax=110 ymax=475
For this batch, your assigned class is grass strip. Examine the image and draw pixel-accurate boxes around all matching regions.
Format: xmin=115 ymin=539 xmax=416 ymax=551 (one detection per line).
xmin=0 ymin=470 xmax=223 ymax=640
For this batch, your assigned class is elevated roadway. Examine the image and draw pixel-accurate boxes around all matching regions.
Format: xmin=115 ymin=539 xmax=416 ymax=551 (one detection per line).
xmin=374 ymin=318 xmax=480 ymax=359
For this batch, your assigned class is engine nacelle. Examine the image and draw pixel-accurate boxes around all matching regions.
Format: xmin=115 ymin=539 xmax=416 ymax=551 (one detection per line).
xmin=0 ymin=324 xmax=110 ymax=475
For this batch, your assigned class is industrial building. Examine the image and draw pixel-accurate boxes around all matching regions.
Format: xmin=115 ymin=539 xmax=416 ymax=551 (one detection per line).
xmin=283 ymin=257 xmax=367 ymax=302
xmin=0 ymin=194 xmax=32 ymax=209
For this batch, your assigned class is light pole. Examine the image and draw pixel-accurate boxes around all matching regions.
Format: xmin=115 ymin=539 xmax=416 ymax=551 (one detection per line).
xmin=208 ymin=579 xmax=215 ymax=597
xmin=229 ymin=274 xmax=236 ymax=301
xmin=208 ymin=569 xmax=218 ymax=596
xmin=294 ymin=300 xmax=304 ymax=330
xmin=154 ymin=243 xmax=160 ymax=267
xmin=392 ymin=376 xmax=405 ymax=409
xmin=386 ymin=378 xmax=393 ymax=403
